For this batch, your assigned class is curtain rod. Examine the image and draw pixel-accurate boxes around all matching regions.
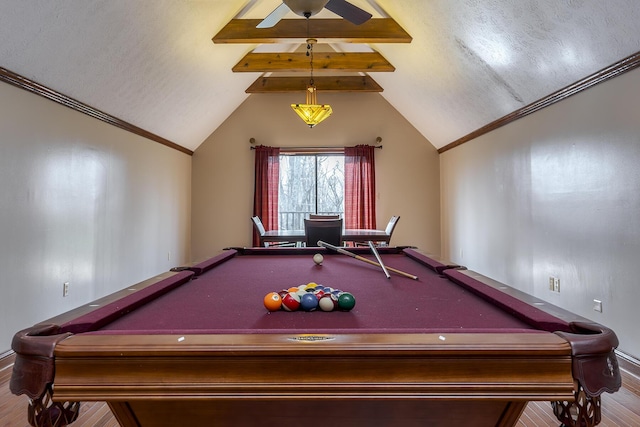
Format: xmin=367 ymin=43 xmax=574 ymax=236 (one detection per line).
xmin=249 ymin=137 xmax=383 ymax=150
xmin=250 ymin=145 xmax=382 ymax=150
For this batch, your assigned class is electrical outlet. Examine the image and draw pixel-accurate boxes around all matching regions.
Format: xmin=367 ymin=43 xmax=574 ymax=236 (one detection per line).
xmin=593 ymin=299 xmax=603 ymax=313
xmin=63 ymin=282 xmax=69 ymax=297
xmin=549 ymin=277 xmax=560 ymax=292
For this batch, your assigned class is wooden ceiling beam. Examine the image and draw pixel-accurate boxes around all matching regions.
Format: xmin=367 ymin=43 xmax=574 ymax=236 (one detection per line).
xmin=246 ymin=76 xmax=383 ymax=93
xmin=213 ymin=18 xmax=412 ymax=44
xmin=233 ymin=52 xmax=394 ymax=72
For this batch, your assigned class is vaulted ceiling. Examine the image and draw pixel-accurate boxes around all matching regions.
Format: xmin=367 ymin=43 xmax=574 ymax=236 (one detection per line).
xmin=1 ymin=1 xmax=639 ymax=153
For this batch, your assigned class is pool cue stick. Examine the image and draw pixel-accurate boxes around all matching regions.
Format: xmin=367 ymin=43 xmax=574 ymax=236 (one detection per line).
xmin=368 ymin=241 xmax=390 ymax=279
xmin=318 ymin=241 xmax=418 ymax=280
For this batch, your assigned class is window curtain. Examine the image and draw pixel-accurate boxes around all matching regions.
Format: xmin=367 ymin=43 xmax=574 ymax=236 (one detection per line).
xmin=344 ymin=145 xmax=376 ymax=229
xmin=253 ymin=145 xmax=280 ymax=246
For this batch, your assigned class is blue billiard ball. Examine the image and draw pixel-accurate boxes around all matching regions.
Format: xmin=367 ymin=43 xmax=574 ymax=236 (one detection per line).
xmin=300 ymin=293 xmax=319 ymax=311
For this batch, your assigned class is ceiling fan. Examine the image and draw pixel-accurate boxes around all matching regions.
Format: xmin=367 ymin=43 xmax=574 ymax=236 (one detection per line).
xmin=257 ymin=0 xmax=372 ymax=28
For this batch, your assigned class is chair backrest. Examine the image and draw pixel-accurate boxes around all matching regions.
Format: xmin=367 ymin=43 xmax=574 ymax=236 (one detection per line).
xmin=304 ymin=218 xmax=343 ymax=247
xmin=251 ymin=216 xmax=266 ymax=236
xmin=385 ymin=216 xmax=400 ymax=236
xmin=309 ymin=214 xmax=340 ymax=220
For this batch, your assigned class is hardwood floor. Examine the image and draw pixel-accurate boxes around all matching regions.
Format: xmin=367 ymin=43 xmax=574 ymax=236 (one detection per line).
xmin=2 ymin=354 xmax=639 ymax=427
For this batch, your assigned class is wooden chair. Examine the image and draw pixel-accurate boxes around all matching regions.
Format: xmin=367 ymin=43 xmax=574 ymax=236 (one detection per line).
xmin=304 ymin=218 xmax=343 ymax=247
xmin=309 ymin=214 xmax=340 ymax=220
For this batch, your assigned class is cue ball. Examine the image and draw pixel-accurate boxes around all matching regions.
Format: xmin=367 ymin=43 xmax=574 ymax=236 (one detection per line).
xmin=313 ymin=253 xmax=324 ymax=265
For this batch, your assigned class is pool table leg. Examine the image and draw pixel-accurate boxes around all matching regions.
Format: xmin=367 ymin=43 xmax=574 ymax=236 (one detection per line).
xmin=552 ymin=383 xmax=602 ymax=427
xmin=108 ymin=402 xmax=140 ymax=427
xmin=26 ymin=384 xmax=80 ymax=427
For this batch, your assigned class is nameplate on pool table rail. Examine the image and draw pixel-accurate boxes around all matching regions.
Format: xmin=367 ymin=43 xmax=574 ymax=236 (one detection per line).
xmin=288 ymin=335 xmax=336 ymax=342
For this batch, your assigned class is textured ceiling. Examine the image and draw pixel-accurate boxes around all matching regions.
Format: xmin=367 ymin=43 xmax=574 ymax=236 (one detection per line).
xmin=1 ymin=0 xmax=639 ymax=151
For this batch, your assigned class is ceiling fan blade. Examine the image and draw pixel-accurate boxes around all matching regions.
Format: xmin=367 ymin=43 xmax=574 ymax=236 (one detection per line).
xmin=325 ymin=0 xmax=372 ymax=25
xmin=256 ymin=2 xmax=290 ymax=28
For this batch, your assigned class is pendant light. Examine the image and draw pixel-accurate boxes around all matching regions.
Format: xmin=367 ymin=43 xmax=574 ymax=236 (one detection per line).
xmin=291 ymin=16 xmax=332 ymax=127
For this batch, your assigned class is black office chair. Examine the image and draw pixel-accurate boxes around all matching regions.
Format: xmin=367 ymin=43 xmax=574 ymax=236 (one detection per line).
xmin=304 ymin=218 xmax=343 ymax=247
xmin=309 ymin=214 xmax=340 ymax=220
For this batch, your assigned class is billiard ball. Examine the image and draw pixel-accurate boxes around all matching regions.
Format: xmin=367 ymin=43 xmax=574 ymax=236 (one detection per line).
xmin=313 ymin=253 xmax=324 ymax=265
xmin=319 ymin=294 xmax=338 ymax=312
xmin=281 ymin=292 xmax=301 ymax=311
xmin=300 ymin=293 xmax=319 ymax=311
xmin=338 ymin=292 xmax=356 ymax=311
xmin=263 ymin=292 xmax=282 ymax=311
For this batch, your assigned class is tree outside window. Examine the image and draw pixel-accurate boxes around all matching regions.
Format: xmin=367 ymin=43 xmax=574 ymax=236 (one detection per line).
xmin=278 ymin=154 xmax=344 ymax=230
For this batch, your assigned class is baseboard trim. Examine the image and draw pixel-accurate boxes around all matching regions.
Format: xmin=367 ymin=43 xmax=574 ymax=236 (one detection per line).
xmin=617 ymin=350 xmax=640 ymax=379
xmin=0 ymin=350 xmax=15 ymax=373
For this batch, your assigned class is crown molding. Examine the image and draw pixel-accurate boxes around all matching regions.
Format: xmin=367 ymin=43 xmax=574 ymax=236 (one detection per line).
xmin=0 ymin=67 xmax=192 ymax=156
xmin=438 ymin=51 xmax=640 ymax=154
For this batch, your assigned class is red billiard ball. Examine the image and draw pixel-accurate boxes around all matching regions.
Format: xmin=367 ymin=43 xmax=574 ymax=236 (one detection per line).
xmin=282 ymin=292 xmax=301 ymax=311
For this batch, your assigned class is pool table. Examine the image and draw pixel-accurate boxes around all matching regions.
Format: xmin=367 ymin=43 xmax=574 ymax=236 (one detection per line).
xmin=11 ymin=247 xmax=621 ymax=427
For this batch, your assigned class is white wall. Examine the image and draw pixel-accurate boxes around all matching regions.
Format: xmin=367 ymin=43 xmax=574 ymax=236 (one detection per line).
xmin=191 ymin=92 xmax=441 ymax=260
xmin=0 ymin=82 xmax=192 ymax=353
xmin=440 ymin=68 xmax=640 ymax=359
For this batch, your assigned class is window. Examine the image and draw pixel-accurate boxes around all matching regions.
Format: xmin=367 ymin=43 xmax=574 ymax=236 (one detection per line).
xmin=278 ymin=154 xmax=344 ymax=230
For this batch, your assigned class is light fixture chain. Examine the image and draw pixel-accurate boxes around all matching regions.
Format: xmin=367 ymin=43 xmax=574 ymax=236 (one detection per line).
xmin=309 ymin=40 xmax=314 ymax=85
xmin=306 ymin=16 xmax=314 ymax=86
